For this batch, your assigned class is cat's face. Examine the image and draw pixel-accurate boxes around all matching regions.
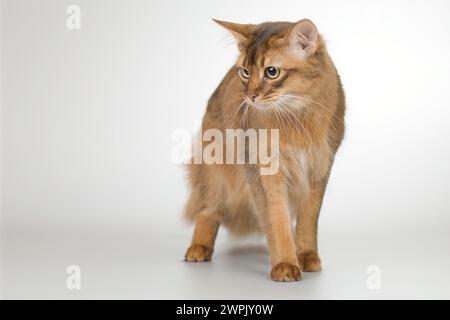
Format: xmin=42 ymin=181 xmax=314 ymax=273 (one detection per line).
xmin=215 ymin=19 xmax=321 ymax=109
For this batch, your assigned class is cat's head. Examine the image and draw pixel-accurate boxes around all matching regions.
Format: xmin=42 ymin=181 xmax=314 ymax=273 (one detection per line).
xmin=214 ymin=19 xmax=325 ymax=108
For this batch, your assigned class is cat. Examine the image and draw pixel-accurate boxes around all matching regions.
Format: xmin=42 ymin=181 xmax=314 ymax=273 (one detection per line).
xmin=183 ymin=19 xmax=345 ymax=282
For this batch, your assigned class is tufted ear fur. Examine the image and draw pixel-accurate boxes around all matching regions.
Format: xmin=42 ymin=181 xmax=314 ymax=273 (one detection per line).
xmin=286 ymin=19 xmax=319 ymax=58
xmin=213 ymin=19 xmax=256 ymax=43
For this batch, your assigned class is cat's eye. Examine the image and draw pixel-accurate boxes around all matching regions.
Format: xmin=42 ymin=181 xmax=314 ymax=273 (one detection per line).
xmin=239 ymin=67 xmax=250 ymax=79
xmin=265 ymin=66 xmax=280 ymax=79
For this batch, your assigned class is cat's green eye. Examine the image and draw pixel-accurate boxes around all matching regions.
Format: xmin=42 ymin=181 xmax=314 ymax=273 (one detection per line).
xmin=265 ymin=66 xmax=280 ymax=79
xmin=239 ymin=67 xmax=250 ymax=79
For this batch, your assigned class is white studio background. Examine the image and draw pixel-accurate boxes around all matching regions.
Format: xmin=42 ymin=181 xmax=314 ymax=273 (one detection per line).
xmin=1 ymin=0 xmax=450 ymax=299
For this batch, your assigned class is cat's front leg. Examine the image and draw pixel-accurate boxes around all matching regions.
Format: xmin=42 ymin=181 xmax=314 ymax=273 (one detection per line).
xmin=295 ymin=179 xmax=328 ymax=272
xmin=246 ymin=165 xmax=301 ymax=282
xmin=185 ymin=212 xmax=220 ymax=262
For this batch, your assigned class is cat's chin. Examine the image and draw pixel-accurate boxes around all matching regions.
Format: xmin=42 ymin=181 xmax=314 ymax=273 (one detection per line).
xmin=249 ymin=101 xmax=275 ymax=111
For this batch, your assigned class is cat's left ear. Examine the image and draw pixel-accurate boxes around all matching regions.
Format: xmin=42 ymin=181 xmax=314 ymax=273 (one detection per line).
xmin=213 ymin=19 xmax=255 ymax=43
xmin=286 ymin=19 xmax=319 ymax=58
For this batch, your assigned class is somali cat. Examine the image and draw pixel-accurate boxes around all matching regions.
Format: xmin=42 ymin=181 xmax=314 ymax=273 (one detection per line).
xmin=183 ymin=19 xmax=345 ymax=281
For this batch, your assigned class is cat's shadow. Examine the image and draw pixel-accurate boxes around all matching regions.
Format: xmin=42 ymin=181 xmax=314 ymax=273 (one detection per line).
xmin=221 ymin=244 xmax=270 ymax=277
xmin=182 ymin=244 xmax=322 ymax=281
xmin=222 ymin=244 xmax=322 ymax=281
xmin=225 ymin=243 xmax=268 ymax=257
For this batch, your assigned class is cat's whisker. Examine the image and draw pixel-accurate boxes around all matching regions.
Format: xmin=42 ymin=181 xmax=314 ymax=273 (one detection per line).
xmin=273 ymin=96 xmax=311 ymax=124
xmin=275 ymin=101 xmax=301 ymax=136
xmin=228 ymin=99 xmax=247 ymax=124
xmin=270 ymin=102 xmax=284 ymax=136
xmin=272 ymin=102 xmax=289 ymax=137
xmin=280 ymin=94 xmax=344 ymax=123
xmin=277 ymin=100 xmax=314 ymax=143
xmin=275 ymin=103 xmax=296 ymax=138
xmin=241 ymin=101 xmax=251 ymax=128
xmin=281 ymin=98 xmax=343 ymax=143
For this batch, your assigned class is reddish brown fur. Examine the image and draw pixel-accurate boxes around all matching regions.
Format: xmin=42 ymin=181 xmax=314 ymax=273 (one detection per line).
xmin=183 ymin=19 xmax=345 ymax=282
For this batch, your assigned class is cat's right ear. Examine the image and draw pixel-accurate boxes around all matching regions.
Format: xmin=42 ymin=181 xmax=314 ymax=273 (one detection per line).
xmin=213 ymin=19 xmax=255 ymax=43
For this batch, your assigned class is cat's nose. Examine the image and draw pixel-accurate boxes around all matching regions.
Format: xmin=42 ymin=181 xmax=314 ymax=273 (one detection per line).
xmin=250 ymin=95 xmax=257 ymax=102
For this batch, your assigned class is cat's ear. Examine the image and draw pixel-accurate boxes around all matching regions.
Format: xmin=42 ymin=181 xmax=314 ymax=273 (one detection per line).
xmin=213 ymin=19 xmax=255 ymax=43
xmin=286 ymin=19 xmax=319 ymax=58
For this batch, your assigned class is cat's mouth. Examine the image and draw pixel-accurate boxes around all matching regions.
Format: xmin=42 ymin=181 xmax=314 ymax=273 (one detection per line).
xmin=245 ymin=94 xmax=304 ymax=111
xmin=246 ymin=100 xmax=272 ymax=110
xmin=245 ymin=95 xmax=284 ymax=109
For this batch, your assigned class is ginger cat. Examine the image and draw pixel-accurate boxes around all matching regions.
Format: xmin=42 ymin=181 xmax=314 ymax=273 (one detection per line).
xmin=183 ymin=19 xmax=345 ymax=281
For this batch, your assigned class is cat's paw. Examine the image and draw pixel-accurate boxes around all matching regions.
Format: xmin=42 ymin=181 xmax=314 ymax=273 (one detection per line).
xmin=271 ymin=262 xmax=302 ymax=282
xmin=297 ymin=251 xmax=321 ymax=272
xmin=184 ymin=244 xmax=213 ymax=262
